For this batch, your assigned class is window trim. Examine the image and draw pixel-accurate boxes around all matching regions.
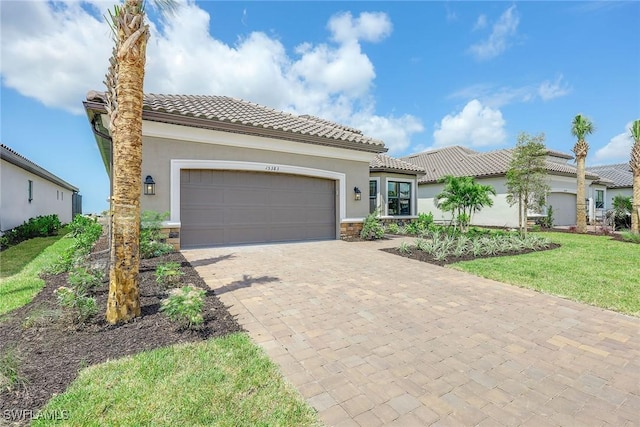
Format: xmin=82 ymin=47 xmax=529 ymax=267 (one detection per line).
xmin=369 ymin=178 xmax=380 ymax=214
xmin=595 ymin=189 xmax=604 ymax=209
xmin=386 ymin=178 xmax=414 ymax=217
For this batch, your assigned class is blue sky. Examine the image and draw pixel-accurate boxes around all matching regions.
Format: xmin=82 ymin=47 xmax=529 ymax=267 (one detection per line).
xmin=1 ymin=1 xmax=638 ymax=214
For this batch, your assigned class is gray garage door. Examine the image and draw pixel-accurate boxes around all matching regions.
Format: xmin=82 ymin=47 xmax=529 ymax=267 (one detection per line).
xmin=180 ymin=170 xmax=336 ymax=247
xmin=547 ymin=193 xmax=577 ymax=226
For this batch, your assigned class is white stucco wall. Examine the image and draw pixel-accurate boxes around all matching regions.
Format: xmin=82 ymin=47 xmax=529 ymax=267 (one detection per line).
xmin=1 ymin=160 xmax=74 ymax=232
xmin=606 ymin=187 xmax=633 ymax=207
xmin=417 ymin=174 xmax=604 ymax=228
xmin=417 ymin=176 xmax=519 ymax=228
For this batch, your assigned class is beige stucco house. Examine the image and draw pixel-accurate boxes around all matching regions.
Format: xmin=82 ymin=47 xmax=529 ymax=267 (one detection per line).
xmin=84 ymin=92 xmax=403 ymax=248
xmin=401 ymin=146 xmax=610 ymax=228
xmin=1 ymin=144 xmax=80 ymax=233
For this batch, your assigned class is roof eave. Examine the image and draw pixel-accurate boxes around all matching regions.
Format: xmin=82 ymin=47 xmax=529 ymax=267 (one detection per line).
xmin=0 ymin=147 xmax=79 ymax=192
xmin=141 ymin=110 xmax=387 ymax=154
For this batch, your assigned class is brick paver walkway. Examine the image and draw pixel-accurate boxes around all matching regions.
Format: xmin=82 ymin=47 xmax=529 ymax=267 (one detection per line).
xmin=183 ymin=238 xmax=640 ymax=426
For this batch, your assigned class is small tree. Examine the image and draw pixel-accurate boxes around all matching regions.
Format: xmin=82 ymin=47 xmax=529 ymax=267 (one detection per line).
xmin=506 ymin=132 xmax=550 ymax=236
xmin=435 ymin=176 xmax=496 ymax=232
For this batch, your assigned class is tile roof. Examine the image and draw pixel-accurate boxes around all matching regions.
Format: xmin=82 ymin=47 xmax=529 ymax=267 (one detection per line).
xmin=401 ymin=145 xmax=600 ymax=184
xmin=0 ymin=144 xmax=78 ymax=191
xmin=369 ymin=153 xmax=425 ymax=174
xmin=85 ymin=91 xmax=386 ymax=152
xmin=586 ymin=163 xmax=633 ymax=188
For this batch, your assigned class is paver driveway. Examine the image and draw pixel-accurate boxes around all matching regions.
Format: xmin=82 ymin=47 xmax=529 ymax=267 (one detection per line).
xmin=183 ymin=238 xmax=640 ymax=426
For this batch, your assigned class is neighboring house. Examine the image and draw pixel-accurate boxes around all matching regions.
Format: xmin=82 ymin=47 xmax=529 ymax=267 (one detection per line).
xmin=401 ymin=145 xmax=607 ymax=228
xmin=586 ymin=163 xmax=633 ymax=209
xmin=0 ymin=144 xmax=80 ymax=233
xmin=84 ymin=92 xmax=389 ymax=248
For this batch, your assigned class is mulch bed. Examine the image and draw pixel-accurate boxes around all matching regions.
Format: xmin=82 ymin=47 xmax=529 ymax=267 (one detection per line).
xmin=0 ymin=234 xmax=242 ymax=421
xmin=381 ymin=243 xmax=562 ymax=267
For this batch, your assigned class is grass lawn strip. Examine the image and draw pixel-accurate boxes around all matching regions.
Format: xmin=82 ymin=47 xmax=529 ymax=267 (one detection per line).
xmin=33 ymin=333 xmax=320 ymax=427
xmin=0 ymin=232 xmax=74 ymax=315
xmin=451 ymin=232 xmax=640 ymax=316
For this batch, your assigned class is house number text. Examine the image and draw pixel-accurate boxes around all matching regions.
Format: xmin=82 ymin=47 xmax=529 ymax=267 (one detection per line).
xmin=265 ymin=165 xmax=280 ymax=171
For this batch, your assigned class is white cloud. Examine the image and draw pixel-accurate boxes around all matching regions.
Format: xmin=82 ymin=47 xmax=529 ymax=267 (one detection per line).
xmin=593 ymin=122 xmax=634 ymax=164
xmin=327 ymin=11 xmax=392 ymax=44
xmin=538 ymin=75 xmax=571 ymax=101
xmin=473 ymin=14 xmax=488 ymax=31
xmin=0 ymin=1 xmax=423 ymax=150
xmin=433 ymin=99 xmax=507 ymax=148
xmin=0 ymin=1 xmax=112 ymax=114
xmin=468 ymin=5 xmax=519 ymax=61
xmin=450 ymin=75 xmax=571 ymax=108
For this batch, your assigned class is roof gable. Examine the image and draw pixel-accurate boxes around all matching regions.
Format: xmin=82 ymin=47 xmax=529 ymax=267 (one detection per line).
xmin=369 ymin=154 xmax=425 ymax=175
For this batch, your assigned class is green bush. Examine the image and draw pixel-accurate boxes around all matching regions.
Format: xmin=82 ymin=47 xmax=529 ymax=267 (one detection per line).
xmin=47 ymin=216 xmax=103 ymax=274
xmin=140 ymin=211 xmax=174 ymax=259
xmin=155 ymin=261 xmax=183 ymax=289
xmin=360 ymin=211 xmax=385 ymax=240
xmin=67 ymin=267 xmax=103 ymax=294
xmin=160 ymin=286 xmax=206 ymax=329
xmin=386 ymin=223 xmax=400 ymax=234
xmin=54 ymin=286 xmax=98 ymax=325
xmin=0 ymin=214 xmax=62 ymax=249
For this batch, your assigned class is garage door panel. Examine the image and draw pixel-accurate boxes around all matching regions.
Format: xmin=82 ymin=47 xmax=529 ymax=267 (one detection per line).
xmin=181 ymin=170 xmax=336 ymax=247
xmin=547 ymin=193 xmax=576 ymax=226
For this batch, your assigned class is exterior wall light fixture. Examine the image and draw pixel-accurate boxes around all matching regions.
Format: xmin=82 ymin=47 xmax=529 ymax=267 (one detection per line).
xmin=144 ymin=175 xmax=156 ymax=195
xmin=354 ymin=187 xmax=362 ymax=201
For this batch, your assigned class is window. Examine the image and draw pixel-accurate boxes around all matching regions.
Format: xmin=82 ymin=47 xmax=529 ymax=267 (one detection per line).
xmin=595 ymin=190 xmax=604 ymax=209
xmin=28 ymin=180 xmax=33 ymax=203
xmin=369 ymin=180 xmax=378 ymax=214
xmin=387 ymin=181 xmax=412 ymax=216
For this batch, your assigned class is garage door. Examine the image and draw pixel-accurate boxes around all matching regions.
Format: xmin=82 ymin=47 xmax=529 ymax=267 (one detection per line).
xmin=180 ymin=170 xmax=336 ymax=247
xmin=547 ymin=193 xmax=576 ymax=226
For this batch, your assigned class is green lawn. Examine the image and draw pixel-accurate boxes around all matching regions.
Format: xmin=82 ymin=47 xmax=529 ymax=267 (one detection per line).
xmin=34 ymin=333 xmax=320 ymax=427
xmin=0 ymin=227 xmax=69 ymax=278
xmin=452 ymin=232 xmax=640 ymax=316
xmin=0 ymin=231 xmax=74 ymax=315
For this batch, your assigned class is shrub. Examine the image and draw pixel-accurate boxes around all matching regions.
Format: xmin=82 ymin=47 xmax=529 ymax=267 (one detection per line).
xmin=360 ymin=211 xmax=385 ymax=240
xmin=54 ymin=286 xmax=98 ymax=325
xmin=0 ymin=214 xmax=62 ymax=249
xmin=47 ymin=217 xmax=103 ymax=274
xmin=386 ymin=223 xmax=400 ymax=234
xmin=140 ymin=211 xmax=174 ymax=259
xmin=398 ymin=241 xmax=412 ymax=254
xmin=155 ymin=262 xmax=184 ymax=289
xmin=0 ymin=347 xmax=27 ymax=392
xmin=160 ymin=286 xmax=206 ymax=329
xmin=541 ymin=206 xmax=554 ymax=228
xmin=67 ymin=267 xmax=103 ymax=294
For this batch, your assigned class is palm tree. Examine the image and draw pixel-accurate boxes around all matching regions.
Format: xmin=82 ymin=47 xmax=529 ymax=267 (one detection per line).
xmin=104 ymin=0 xmax=174 ymax=324
xmin=571 ymin=114 xmax=594 ymax=233
xmin=435 ymin=176 xmax=496 ymax=232
xmin=630 ymin=120 xmax=640 ymax=234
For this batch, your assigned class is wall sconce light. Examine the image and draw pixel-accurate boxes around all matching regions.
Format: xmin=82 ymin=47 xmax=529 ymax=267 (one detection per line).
xmin=354 ymin=187 xmax=362 ymax=201
xmin=144 ymin=175 xmax=156 ymax=195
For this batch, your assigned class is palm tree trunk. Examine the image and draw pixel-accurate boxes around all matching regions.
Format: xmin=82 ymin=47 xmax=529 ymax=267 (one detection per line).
xmin=106 ymin=0 xmax=148 ymax=324
xmin=576 ymin=155 xmax=587 ymax=233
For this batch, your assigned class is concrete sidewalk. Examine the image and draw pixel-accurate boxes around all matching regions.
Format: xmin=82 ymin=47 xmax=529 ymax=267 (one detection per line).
xmin=183 ymin=238 xmax=639 ymax=426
